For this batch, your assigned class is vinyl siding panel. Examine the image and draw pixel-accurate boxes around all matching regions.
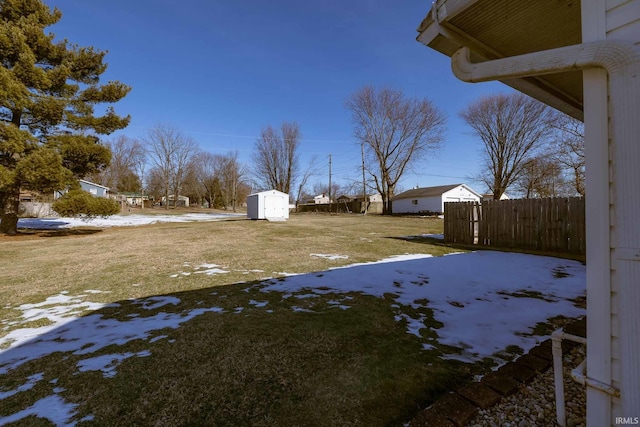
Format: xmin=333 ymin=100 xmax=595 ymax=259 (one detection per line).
xmin=392 ymin=196 xmax=442 ymax=214
xmin=606 ymin=0 xmax=640 ymax=44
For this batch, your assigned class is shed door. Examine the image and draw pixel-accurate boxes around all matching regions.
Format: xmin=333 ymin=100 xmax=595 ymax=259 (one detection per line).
xmin=264 ymin=196 xmax=281 ymax=218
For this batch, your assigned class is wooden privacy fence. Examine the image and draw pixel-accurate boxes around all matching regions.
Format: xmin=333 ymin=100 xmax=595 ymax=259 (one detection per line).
xmin=444 ymin=197 xmax=585 ymax=255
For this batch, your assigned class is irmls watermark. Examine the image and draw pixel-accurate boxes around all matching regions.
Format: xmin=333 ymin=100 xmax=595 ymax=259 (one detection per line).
xmin=615 ymin=417 xmax=640 ymax=425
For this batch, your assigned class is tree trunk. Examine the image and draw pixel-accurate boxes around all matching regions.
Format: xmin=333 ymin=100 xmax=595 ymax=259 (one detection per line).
xmin=0 ymin=188 xmax=21 ymax=235
xmin=382 ymin=192 xmax=392 ymax=215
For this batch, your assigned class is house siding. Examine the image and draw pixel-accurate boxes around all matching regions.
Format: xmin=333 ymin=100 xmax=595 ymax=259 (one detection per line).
xmin=393 ymin=196 xmax=442 ymax=213
xmin=606 ymin=0 xmax=640 ymax=45
xmin=393 ymin=185 xmax=481 ymax=214
xmin=609 ymin=0 xmax=640 ymax=419
xmin=441 ymin=187 xmax=481 ymax=212
xmin=79 ymin=181 xmax=108 ymax=197
xmin=586 ymin=0 xmax=640 ymax=421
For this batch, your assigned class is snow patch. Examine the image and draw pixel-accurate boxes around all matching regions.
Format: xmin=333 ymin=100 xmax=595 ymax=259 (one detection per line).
xmin=0 ymin=394 xmax=81 ymax=427
xmin=0 ymin=372 xmax=44 ymax=400
xmin=77 ymin=350 xmax=152 ymax=378
xmin=310 ymin=253 xmax=349 ymax=260
xmin=132 ymin=296 xmax=180 ymax=310
xmin=17 ymin=213 xmax=244 ymax=230
xmin=260 ymin=251 xmax=585 ymax=362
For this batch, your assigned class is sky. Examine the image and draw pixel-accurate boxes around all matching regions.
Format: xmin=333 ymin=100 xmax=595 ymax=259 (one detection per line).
xmin=42 ymin=0 xmax=514 ymax=193
xmin=0 ymin=235 xmax=584 ymax=423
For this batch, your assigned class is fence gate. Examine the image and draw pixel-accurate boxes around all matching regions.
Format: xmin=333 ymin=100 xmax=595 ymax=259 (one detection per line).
xmin=444 ymin=201 xmax=480 ymax=245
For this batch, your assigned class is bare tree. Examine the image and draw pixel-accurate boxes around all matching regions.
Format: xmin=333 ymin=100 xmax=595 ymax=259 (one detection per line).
xmin=181 ymin=159 xmax=206 ymax=207
xmin=143 ymin=124 xmax=198 ymax=209
xmin=145 ymin=167 xmax=165 ymax=205
xmin=346 ymin=86 xmax=446 ymax=214
xmin=220 ymin=151 xmax=247 ymax=212
xmin=189 ymin=152 xmax=225 ymax=208
xmin=516 ymin=155 xmax=565 ymax=198
xmin=252 ymin=122 xmax=301 ymax=195
xmin=552 ymin=114 xmax=585 ymax=196
xmin=460 ymin=93 xmax=556 ymax=200
xmin=293 ymin=156 xmax=318 ymax=209
xmin=88 ymin=135 xmax=146 ymax=192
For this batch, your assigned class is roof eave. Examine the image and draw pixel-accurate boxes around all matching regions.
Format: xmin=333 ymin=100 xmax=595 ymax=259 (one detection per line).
xmin=416 ymin=2 xmax=584 ymax=120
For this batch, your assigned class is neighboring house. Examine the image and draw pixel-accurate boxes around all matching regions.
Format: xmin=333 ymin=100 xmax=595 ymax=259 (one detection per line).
xmin=19 ymin=190 xmax=36 ymax=202
xmin=120 ymin=192 xmax=148 ymax=206
xmin=482 ymin=193 xmax=510 ymax=202
xmin=161 ymin=195 xmax=189 ymax=207
xmin=337 ymin=193 xmax=382 ymax=203
xmin=54 ymin=179 xmax=109 ymax=199
xmin=246 ymin=189 xmax=289 ymax=220
xmin=392 ymin=184 xmax=481 ymax=214
xmin=79 ymin=180 xmax=109 ymax=197
xmin=312 ymin=194 xmax=330 ymax=204
xmin=364 ymin=193 xmax=383 ymax=203
xmin=417 ymin=0 xmax=640 ymax=422
xmin=18 ymin=190 xmax=56 ymax=218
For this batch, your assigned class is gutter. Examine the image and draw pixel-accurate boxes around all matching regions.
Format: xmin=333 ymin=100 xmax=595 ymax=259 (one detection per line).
xmin=449 ymin=39 xmax=640 ymax=416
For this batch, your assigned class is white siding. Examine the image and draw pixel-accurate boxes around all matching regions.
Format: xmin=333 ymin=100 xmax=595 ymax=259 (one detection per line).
xmin=582 ymin=0 xmax=640 ymax=425
xmin=441 ymin=186 xmax=481 ymax=212
xmin=246 ymin=190 xmax=289 ymax=220
xmin=393 ymin=196 xmax=442 ymax=213
xmin=606 ymin=0 xmax=640 ymax=45
xmin=393 ymin=185 xmax=481 ymax=214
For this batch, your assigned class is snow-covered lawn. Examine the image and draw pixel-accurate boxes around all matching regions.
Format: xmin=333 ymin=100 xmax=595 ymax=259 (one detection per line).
xmin=17 ymin=212 xmax=244 ymax=230
xmin=0 ymin=251 xmax=585 ymax=426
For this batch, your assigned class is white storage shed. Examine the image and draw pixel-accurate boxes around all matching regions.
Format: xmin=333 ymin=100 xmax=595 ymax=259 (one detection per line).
xmin=246 ymin=190 xmax=290 ymax=220
xmin=392 ymin=184 xmax=481 ymax=214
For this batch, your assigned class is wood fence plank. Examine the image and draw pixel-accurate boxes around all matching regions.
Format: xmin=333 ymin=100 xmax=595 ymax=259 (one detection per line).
xmin=444 ymin=197 xmax=585 ymax=255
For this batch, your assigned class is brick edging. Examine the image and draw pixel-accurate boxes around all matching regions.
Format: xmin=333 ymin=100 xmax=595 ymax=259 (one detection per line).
xmin=408 ymin=317 xmax=586 ymax=427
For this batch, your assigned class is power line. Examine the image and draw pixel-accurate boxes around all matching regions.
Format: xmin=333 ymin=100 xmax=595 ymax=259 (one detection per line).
xmin=127 ymin=126 xmax=356 ymax=144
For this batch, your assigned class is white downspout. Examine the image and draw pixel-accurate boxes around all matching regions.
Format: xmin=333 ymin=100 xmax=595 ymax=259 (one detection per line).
xmin=450 ymin=40 xmax=640 ymax=421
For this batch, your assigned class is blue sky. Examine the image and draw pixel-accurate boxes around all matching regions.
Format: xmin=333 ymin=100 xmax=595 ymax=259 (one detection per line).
xmin=43 ymin=0 xmax=513 ymax=193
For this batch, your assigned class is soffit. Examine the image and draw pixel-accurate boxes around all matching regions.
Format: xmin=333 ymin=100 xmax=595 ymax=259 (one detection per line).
xmin=417 ymin=0 xmax=584 ymax=119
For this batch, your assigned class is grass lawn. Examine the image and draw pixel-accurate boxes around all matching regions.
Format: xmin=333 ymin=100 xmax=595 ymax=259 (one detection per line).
xmin=0 ymin=213 xmax=584 ymax=426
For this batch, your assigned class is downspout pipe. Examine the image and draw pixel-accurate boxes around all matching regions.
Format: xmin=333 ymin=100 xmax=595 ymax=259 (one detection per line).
xmin=451 ymin=40 xmax=640 ymax=416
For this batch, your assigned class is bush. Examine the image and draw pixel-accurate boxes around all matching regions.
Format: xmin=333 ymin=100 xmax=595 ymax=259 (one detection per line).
xmin=52 ymin=190 xmax=120 ymax=217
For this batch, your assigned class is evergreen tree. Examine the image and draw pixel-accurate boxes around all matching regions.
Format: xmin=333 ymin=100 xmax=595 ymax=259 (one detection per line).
xmin=0 ymin=0 xmax=130 ymax=234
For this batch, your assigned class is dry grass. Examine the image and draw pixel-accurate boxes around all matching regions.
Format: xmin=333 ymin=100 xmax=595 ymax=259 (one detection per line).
xmin=1 ymin=213 xmax=449 ymax=309
xmin=0 ymin=213 xmax=477 ymax=426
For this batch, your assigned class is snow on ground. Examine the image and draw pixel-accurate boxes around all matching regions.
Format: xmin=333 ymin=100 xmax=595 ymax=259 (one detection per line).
xmin=0 ymin=372 xmax=43 ymax=400
xmin=17 ymin=213 xmax=244 ymax=230
xmin=0 ymin=250 xmax=585 ymax=425
xmin=77 ymin=350 xmax=152 ymax=378
xmin=0 ymin=394 xmax=84 ymax=427
xmin=310 ymin=253 xmax=349 ymax=260
xmin=260 ymin=251 xmax=585 ymax=362
xmin=131 ymin=296 xmax=180 ymax=310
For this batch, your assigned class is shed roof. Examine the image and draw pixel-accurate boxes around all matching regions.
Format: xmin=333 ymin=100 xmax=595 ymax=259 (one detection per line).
xmin=248 ymin=189 xmax=289 ymax=197
xmin=393 ymin=184 xmax=467 ymax=200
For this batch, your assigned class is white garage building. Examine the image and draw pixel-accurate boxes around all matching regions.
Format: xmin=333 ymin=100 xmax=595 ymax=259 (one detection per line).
xmin=246 ymin=190 xmax=290 ymax=221
xmin=392 ymin=184 xmax=481 ymax=214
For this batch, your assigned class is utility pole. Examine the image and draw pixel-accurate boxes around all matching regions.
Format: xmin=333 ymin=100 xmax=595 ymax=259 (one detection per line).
xmin=328 ymin=154 xmax=332 ymax=212
xmin=361 ymin=141 xmax=367 ymax=215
